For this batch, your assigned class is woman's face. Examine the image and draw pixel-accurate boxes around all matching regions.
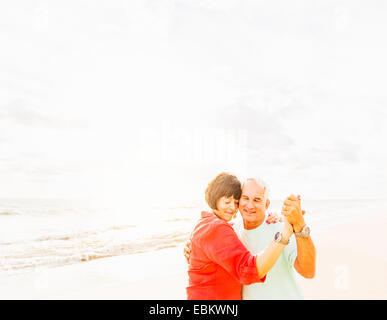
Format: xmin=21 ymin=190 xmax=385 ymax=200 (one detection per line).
xmin=214 ymin=196 xmax=239 ymax=222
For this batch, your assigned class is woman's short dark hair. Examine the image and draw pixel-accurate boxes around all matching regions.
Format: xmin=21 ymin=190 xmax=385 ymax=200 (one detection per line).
xmin=205 ymin=172 xmax=242 ymax=210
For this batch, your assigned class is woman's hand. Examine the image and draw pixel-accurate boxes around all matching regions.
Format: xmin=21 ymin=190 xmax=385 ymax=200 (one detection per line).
xmin=281 ymin=216 xmax=294 ymax=241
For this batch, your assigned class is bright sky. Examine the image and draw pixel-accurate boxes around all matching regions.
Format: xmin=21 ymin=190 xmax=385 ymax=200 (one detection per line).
xmin=1 ymin=1 xmax=386 ymax=206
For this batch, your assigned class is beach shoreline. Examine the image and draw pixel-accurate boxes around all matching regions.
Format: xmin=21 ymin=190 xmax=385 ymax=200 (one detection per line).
xmin=1 ymin=213 xmax=386 ymax=300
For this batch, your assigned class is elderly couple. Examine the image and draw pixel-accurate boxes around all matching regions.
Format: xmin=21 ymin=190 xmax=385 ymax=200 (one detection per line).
xmin=184 ymin=172 xmax=316 ymax=300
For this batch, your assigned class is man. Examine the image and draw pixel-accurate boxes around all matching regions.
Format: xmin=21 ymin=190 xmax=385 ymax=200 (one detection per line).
xmin=185 ymin=177 xmax=316 ymax=300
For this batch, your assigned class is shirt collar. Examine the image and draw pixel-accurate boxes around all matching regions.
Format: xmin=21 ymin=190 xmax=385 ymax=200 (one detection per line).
xmin=201 ymin=211 xmax=235 ymax=226
xmin=201 ymin=211 xmax=213 ymax=218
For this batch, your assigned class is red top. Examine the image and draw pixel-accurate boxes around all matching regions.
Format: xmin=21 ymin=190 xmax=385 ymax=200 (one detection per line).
xmin=186 ymin=211 xmax=266 ymax=300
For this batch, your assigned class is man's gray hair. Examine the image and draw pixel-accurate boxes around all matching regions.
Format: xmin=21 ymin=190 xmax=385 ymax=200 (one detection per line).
xmin=242 ymin=177 xmax=270 ymax=199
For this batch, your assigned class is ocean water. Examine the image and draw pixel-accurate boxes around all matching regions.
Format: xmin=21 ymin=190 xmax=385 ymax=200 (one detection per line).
xmin=0 ymin=198 xmax=386 ymax=275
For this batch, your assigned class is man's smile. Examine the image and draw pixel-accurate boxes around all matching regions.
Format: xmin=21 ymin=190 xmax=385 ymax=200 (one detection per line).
xmin=242 ymin=209 xmax=256 ymax=215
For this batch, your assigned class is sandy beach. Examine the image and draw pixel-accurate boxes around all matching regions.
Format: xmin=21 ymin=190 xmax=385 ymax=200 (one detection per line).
xmin=1 ymin=213 xmax=386 ymax=300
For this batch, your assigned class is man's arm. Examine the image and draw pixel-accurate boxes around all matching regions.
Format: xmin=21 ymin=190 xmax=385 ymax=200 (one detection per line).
xmin=282 ymin=195 xmax=316 ymax=279
xmin=293 ymin=235 xmax=316 ymax=278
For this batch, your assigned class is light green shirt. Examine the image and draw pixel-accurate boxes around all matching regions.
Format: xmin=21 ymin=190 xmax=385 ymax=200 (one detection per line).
xmin=233 ymin=215 xmax=304 ymax=300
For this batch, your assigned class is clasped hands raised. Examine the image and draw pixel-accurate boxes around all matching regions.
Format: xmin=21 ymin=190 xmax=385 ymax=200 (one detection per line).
xmin=279 ymin=194 xmax=306 ymax=240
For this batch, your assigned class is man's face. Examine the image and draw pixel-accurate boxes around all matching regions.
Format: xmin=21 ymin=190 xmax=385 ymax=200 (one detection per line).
xmin=238 ymin=179 xmax=270 ymax=230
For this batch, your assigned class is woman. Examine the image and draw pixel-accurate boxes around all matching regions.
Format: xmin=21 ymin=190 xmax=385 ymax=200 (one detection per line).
xmin=186 ymin=172 xmax=293 ymax=300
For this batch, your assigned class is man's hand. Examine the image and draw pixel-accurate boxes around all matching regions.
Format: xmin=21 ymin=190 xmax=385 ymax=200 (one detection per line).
xmin=184 ymin=239 xmax=191 ymax=263
xmin=266 ymin=210 xmax=305 ymax=225
xmin=266 ymin=212 xmax=283 ymax=224
xmin=281 ymin=194 xmax=306 ymax=233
